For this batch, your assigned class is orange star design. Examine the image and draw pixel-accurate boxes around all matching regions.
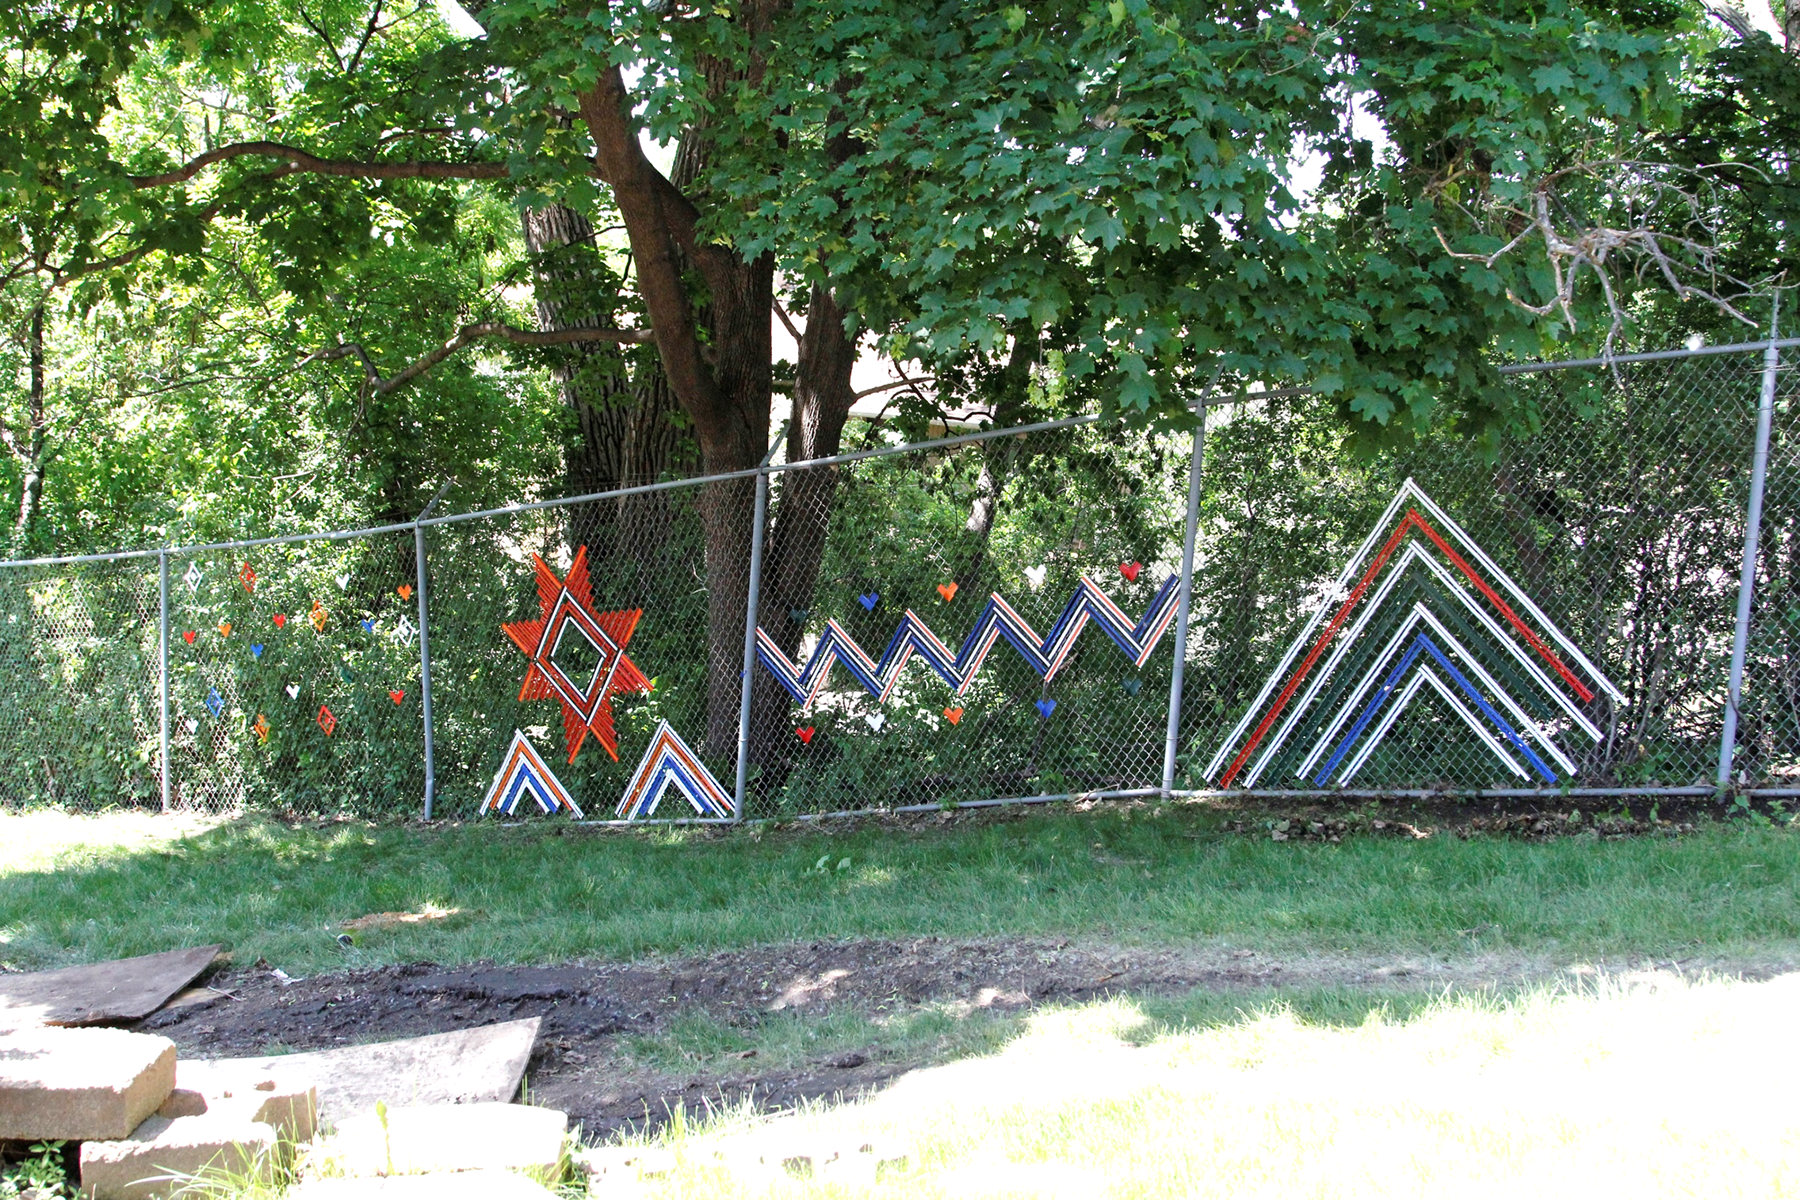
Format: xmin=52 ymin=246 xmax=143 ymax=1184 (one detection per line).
xmin=502 ymin=546 xmax=649 ymax=762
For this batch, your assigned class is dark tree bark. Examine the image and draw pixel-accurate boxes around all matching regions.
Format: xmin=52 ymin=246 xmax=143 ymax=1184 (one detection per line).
xmin=748 ymin=284 xmax=860 ymax=765
xmin=522 ymin=202 xmax=695 ymax=565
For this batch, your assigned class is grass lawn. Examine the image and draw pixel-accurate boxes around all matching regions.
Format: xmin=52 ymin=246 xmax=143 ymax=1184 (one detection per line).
xmin=4 ymin=804 xmax=1798 ymax=1198
xmin=0 ymin=803 xmax=1796 ymax=974
xmin=617 ymin=973 xmax=1800 ymax=1198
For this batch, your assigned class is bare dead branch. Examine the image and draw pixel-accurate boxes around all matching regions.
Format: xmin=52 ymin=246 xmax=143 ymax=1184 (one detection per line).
xmin=1437 ymin=161 xmax=1761 ymax=357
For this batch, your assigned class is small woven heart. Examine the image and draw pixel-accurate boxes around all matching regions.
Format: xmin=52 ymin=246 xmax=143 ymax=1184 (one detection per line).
xmin=1024 ymin=565 xmax=1048 ymax=589
xmin=1119 ymin=561 xmax=1142 ymax=582
xmin=336 ymin=573 xmax=351 ymax=590
xmin=250 ymin=644 xmax=264 ymax=659
xmin=338 ymin=665 xmax=355 ymax=684
xmin=396 ymin=584 xmax=412 ymax=601
xmin=272 ymin=613 xmax=287 ymax=628
xmin=788 ymin=607 xmax=808 ymax=623
xmin=185 ymin=718 xmax=198 ymax=734
xmin=943 ymin=706 xmax=964 ymax=725
xmin=217 ymin=622 xmax=232 ymax=638
xmin=389 ymin=690 xmax=405 ymax=705
xmin=859 ymin=592 xmax=879 ymax=610
xmin=795 ymin=726 xmax=816 ymax=744
xmin=1035 ymin=698 xmax=1057 ymax=718
xmin=182 ymin=630 xmax=197 ymax=645
xmin=865 ymin=712 xmax=886 ymax=732
xmin=284 ymin=683 xmax=300 ymax=700
xmin=937 ymin=581 xmax=959 ymax=602
xmin=360 ymin=619 xmax=374 ymax=633
xmin=1121 ymin=677 xmax=1142 ymax=697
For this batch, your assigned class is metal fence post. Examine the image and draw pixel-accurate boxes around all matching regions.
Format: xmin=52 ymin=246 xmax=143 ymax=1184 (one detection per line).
xmin=414 ymin=521 xmax=437 ymax=820
xmin=1162 ymin=368 xmax=1222 ymax=796
xmin=733 ymin=426 xmax=788 ymax=822
xmin=1718 ymin=294 xmax=1784 ymax=792
xmin=158 ymin=549 xmax=171 ymax=813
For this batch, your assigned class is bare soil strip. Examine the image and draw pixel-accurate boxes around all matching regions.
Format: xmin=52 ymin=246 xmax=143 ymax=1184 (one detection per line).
xmin=137 ymin=938 xmax=1791 ymax=1137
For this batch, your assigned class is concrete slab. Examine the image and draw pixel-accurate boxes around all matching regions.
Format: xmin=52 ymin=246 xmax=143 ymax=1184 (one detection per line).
xmin=0 ymin=946 xmax=223 ymax=1031
xmin=179 ymin=1018 xmax=539 ymax=1128
xmin=0 ymin=1026 xmax=176 ymax=1141
xmin=322 ymin=1102 xmax=566 ymax=1179
xmin=287 ymin=1170 xmax=559 ymax=1199
xmin=156 ymin=1069 xmax=319 ymax=1143
xmin=79 ymin=1112 xmax=277 ymax=1200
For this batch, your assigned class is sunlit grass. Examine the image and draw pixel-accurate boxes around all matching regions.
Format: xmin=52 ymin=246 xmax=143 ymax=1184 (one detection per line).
xmin=618 ymin=972 xmax=1800 ymax=1198
xmin=0 ymin=805 xmax=1797 ymax=974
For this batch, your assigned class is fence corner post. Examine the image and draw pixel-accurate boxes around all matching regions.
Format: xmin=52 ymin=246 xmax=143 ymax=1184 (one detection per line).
xmin=1162 ymin=368 xmax=1221 ymax=798
xmin=1718 ymin=292 xmax=1783 ymax=794
xmin=158 ymin=549 xmax=171 ymax=813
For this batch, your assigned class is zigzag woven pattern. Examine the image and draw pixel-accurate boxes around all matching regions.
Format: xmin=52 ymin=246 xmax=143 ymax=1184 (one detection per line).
xmin=757 ymin=575 xmax=1180 ymax=709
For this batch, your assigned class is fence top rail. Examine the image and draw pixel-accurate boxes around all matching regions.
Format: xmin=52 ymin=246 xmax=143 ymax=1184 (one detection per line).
xmin=1497 ymin=335 xmax=1798 ymax=374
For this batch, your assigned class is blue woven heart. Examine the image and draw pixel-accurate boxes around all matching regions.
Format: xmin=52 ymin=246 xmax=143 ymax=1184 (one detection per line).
xmin=1035 ymin=698 xmax=1057 ymax=719
xmin=859 ymin=592 xmax=879 ymax=610
xmin=360 ymin=619 xmax=374 ymax=633
xmin=250 ymin=644 xmax=264 ymax=659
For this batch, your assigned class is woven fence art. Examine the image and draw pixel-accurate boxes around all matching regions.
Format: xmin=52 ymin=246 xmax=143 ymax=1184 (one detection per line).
xmin=0 ymin=339 xmax=1793 ymax=819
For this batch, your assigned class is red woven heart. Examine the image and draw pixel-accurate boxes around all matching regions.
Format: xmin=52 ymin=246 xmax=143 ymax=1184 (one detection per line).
xmin=182 ymin=630 xmax=196 ymax=645
xmin=795 ymin=726 xmax=816 ymax=744
xmin=1119 ymin=561 xmax=1142 ymax=582
xmin=389 ymin=690 xmax=405 ymax=704
xmin=273 ymin=614 xmax=287 ymax=628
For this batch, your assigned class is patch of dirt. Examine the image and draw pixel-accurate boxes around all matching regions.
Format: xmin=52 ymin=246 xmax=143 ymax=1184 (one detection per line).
xmin=137 ymin=937 xmax=1788 ymax=1137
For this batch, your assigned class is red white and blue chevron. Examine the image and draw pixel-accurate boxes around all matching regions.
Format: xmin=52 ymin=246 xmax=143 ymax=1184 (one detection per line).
xmin=482 ymin=729 xmax=584 ymax=818
xmin=1205 ymin=479 xmax=1622 ymax=788
xmin=756 ymin=575 xmax=1180 ymax=710
xmin=617 ymin=719 xmax=733 ymax=820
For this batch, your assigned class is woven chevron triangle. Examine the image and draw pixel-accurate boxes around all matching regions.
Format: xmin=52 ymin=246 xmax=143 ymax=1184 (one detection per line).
xmin=757 ymin=575 xmax=1179 ymax=710
xmin=1207 ymin=479 xmax=1621 ymax=788
xmin=617 ymin=720 xmax=733 ymax=820
xmin=482 ymin=729 xmax=584 ymax=818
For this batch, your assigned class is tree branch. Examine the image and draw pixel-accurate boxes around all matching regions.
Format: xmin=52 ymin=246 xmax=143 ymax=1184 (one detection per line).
xmin=131 ymin=141 xmax=508 ymax=188
xmin=305 ymin=321 xmax=651 ymax=396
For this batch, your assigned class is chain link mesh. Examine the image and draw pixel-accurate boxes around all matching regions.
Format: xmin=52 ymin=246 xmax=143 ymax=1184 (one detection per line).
xmin=0 ymin=557 xmax=161 ymax=808
xmin=0 ymin=346 xmax=1788 ymax=818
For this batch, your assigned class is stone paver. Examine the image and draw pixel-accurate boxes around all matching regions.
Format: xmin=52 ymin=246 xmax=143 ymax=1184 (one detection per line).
xmin=0 ymin=1027 xmax=176 ymax=1141
xmin=322 ymin=1102 xmax=567 ymax=1178
xmin=78 ymin=1111 xmax=277 ymax=1200
xmin=287 ymin=1170 xmax=558 ymax=1199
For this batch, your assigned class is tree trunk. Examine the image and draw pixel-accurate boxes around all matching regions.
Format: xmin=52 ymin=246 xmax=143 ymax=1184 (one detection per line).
xmin=748 ymin=284 xmax=860 ymax=766
xmin=522 ymin=202 xmax=695 ymax=565
xmin=15 ymin=300 xmax=46 ymax=534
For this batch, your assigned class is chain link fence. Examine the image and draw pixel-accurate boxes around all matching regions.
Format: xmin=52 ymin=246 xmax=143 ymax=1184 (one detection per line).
xmin=0 ymin=339 xmax=1791 ymax=819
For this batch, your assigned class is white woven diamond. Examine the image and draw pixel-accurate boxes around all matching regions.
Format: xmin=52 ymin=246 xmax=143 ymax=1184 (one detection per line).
xmin=182 ymin=562 xmax=203 ymax=592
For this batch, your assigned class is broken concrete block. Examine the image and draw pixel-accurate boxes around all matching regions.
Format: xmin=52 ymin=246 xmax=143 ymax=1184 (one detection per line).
xmin=163 ymin=1065 xmax=318 ymax=1142
xmin=0 ymin=1027 xmax=176 ymax=1140
xmin=322 ymin=1103 xmax=567 ymax=1179
xmin=78 ymin=1111 xmax=277 ymax=1200
xmin=287 ymin=1170 xmax=559 ymax=1199
xmin=155 ymin=1089 xmax=208 ymax=1119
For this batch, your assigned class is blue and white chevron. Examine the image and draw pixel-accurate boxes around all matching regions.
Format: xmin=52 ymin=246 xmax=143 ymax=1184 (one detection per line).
xmin=757 ymin=575 xmax=1180 ymax=710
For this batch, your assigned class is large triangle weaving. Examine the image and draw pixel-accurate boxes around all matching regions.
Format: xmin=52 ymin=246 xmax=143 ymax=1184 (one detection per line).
xmin=1205 ymin=479 xmax=1622 ymax=788
xmin=617 ymin=720 xmax=733 ymax=819
xmin=757 ymin=575 xmax=1179 ymax=710
xmin=482 ymin=729 xmax=584 ymax=817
